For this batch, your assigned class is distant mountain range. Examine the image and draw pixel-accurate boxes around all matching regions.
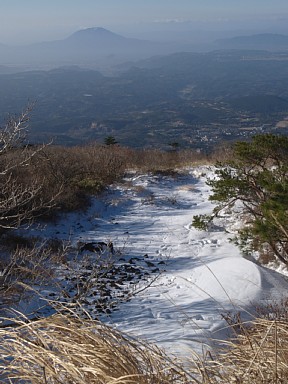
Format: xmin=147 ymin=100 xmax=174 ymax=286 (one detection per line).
xmin=215 ymin=33 xmax=288 ymax=50
xmin=30 ymin=27 xmax=163 ymax=55
xmin=0 ymin=28 xmax=288 ymax=73
xmin=0 ymin=27 xmax=179 ymax=72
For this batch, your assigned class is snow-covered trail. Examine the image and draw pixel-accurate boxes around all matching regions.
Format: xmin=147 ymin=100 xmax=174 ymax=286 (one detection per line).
xmin=29 ymin=166 xmax=288 ymax=356
xmin=79 ymin=167 xmax=288 ymax=355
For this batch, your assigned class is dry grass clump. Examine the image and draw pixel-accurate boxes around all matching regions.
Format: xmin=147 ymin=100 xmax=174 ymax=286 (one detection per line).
xmin=218 ymin=318 xmax=288 ymax=383
xmin=0 ymin=313 xmax=190 ymax=384
xmin=193 ymin=316 xmax=288 ymax=384
xmin=1 ymin=311 xmax=288 ymax=383
xmin=0 ymin=237 xmax=69 ymax=307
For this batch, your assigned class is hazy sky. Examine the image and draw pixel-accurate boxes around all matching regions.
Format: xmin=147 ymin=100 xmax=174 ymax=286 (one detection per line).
xmin=0 ymin=0 xmax=288 ymax=44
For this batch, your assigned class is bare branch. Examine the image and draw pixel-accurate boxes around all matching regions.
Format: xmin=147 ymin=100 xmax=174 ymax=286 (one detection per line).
xmin=0 ymin=105 xmax=60 ymax=232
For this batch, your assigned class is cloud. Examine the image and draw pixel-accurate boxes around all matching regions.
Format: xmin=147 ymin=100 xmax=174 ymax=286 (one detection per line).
xmin=152 ymin=19 xmax=187 ymax=24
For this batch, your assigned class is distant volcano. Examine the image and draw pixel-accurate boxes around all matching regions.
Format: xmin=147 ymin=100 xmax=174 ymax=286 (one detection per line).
xmin=66 ymin=27 xmax=128 ymax=44
xmin=0 ymin=27 xmax=180 ymax=70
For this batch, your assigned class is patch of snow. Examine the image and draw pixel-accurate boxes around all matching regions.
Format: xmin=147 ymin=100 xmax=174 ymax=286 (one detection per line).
xmin=5 ymin=166 xmax=288 ymax=357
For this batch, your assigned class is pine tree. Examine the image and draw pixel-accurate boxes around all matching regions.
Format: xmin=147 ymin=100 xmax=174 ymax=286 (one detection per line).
xmin=104 ymin=136 xmax=118 ymax=146
xmin=192 ymin=134 xmax=288 ymax=265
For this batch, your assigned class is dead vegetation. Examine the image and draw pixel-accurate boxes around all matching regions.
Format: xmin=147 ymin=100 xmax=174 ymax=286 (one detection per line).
xmin=204 ymin=317 xmax=288 ymax=383
xmin=1 ymin=309 xmax=288 ymax=383
xmin=0 ymin=313 xmax=190 ymax=383
xmin=0 ymin=236 xmax=70 ymax=306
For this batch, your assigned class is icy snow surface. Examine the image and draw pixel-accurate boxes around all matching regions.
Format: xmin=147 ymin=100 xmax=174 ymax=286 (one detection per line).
xmin=28 ymin=166 xmax=288 ymax=356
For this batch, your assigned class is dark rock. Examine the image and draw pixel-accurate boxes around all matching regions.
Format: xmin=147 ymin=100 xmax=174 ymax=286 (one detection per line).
xmin=78 ymin=241 xmax=114 ymax=254
xmin=145 ymin=261 xmax=155 ymax=267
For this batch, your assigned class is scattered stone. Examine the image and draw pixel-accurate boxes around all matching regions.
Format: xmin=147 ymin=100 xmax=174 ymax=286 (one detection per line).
xmin=145 ymin=261 xmax=155 ymax=267
xmin=54 ymin=250 xmax=166 ymax=317
xmin=78 ymin=241 xmax=114 ymax=254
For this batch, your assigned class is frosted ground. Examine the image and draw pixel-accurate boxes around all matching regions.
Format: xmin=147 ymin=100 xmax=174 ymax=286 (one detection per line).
xmin=20 ymin=166 xmax=288 ymax=357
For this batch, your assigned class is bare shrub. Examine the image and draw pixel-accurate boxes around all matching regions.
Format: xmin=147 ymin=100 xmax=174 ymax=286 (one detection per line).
xmin=0 ymin=151 xmax=59 ymax=230
xmin=0 ymin=239 xmax=69 ymax=306
xmin=36 ymin=144 xmax=130 ymax=212
xmin=8 ymin=138 xmax=209 ymax=216
xmin=35 ymin=144 xmax=206 ymax=212
xmin=0 ymin=233 xmax=38 ymax=251
xmin=0 ymin=106 xmax=61 ymax=232
xmin=0 ymin=105 xmax=211 ymax=225
xmin=128 ymin=148 xmax=206 ymax=173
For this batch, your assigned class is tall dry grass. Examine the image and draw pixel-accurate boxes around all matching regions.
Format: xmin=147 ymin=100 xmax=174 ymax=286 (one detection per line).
xmin=0 ymin=236 xmax=69 ymax=308
xmin=0 ymin=313 xmax=190 ymax=383
xmin=204 ymin=317 xmax=288 ymax=383
xmin=1 ymin=311 xmax=288 ymax=383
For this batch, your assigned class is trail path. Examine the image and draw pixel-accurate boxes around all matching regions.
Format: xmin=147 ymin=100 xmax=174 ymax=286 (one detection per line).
xmin=79 ymin=167 xmax=288 ymax=355
xmin=26 ymin=166 xmax=288 ymax=356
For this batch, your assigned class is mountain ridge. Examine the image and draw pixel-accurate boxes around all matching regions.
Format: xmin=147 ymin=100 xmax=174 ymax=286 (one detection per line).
xmin=65 ymin=27 xmax=127 ymax=42
xmin=1 ymin=28 xmax=288 ymax=72
xmin=215 ymin=33 xmax=288 ymax=50
xmin=0 ymin=26 xmax=171 ymax=70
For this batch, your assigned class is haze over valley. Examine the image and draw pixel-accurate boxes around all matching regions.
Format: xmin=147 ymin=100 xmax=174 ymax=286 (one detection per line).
xmin=0 ymin=0 xmax=288 ymax=150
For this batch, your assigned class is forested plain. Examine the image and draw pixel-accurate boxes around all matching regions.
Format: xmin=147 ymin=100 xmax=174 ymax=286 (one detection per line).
xmin=0 ymin=50 xmax=288 ymax=149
